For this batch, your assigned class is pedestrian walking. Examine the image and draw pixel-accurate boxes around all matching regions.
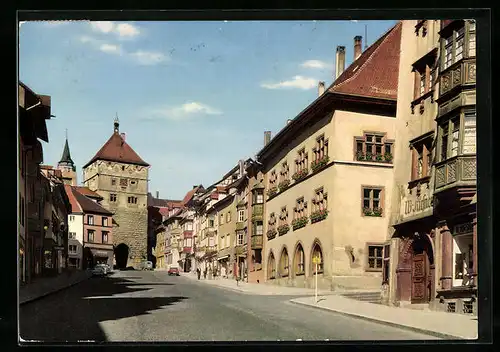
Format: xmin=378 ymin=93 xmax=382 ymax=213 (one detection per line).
xmin=197 ymin=268 xmax=201 ymax=280
xmin=203 ymin=268 xmax=207 ymax=279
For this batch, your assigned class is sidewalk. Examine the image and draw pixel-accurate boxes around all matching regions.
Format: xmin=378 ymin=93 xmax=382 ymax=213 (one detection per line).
xmin=181 ymin=272 xmax=334 ymax=296
xmin=19 ymin=270 xmax=92 ymax=305
xmin=290 ymin=295 xmax=478 ymax=340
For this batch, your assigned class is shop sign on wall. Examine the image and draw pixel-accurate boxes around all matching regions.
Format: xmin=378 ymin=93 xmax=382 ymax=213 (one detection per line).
xmin=400 ymin=190 xmax=433 ymax=220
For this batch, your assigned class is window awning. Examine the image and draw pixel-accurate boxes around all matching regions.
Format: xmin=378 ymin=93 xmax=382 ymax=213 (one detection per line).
xmin=217 ymin=255 xmax=230 ymax=261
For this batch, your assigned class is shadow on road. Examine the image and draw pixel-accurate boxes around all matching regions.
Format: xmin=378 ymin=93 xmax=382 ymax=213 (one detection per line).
xmin=19 ymin=275 xmax=186 ymax=343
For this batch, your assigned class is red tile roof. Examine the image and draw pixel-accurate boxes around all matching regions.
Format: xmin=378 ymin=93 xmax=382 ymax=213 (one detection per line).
xmin=329 ymin=22 xmax=402 ymax=100
xmin=70 ymin=186 xmax=113 ymax=216
xmin=83 ymin=131 xmax=149 ymax=168
xmin=64 ymin=184 xmax=83 ymax=213
xmin=73 ymin=186 xmax=103 ymax=200
xmin=182 ymin=186 xmax=202 ymax=206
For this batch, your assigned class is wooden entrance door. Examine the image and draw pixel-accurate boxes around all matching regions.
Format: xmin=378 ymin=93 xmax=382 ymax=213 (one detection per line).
xmin=411 ymin=253 xmax=428 ymax=303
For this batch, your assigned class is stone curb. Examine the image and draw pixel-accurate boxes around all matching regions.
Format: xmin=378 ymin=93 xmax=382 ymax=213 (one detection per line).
xmin=19 ymin=273 xmax=91 ymax=305
xmin=289 ymin=299 xmax=468 ymax=340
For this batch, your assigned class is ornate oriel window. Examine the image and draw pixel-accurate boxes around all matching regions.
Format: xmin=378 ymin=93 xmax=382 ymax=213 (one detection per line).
xmin=354 ymin=132 xmax=394 ymax=163
xmin=441 ymin=21 xmax=475 ymax=70
xmin=293 ymin=197 xmax=307 ymax=219
xmin=438 ymin=109 xmax=477 ymax=162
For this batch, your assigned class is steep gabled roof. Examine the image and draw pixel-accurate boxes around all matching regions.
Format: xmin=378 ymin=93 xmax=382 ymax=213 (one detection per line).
xmin=329 ymin=21 xmax=402 ymax=100
xmin=73 ymin=186 xmax=103 ymax=200
xmin=182 ymin=185 xmax=204 ymax=206
xmin=64 ymin=184 xmax=83 ymax=214
xmin=70 ymin=186 xmax=113 ymax=216
xmin=83 ymin=126 xmax=149 ymax=168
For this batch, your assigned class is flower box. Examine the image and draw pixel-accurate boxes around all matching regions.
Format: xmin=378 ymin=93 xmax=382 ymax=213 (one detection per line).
xmin=292 ymin=216 xmax=308 ymax=230
xmin=267 ymin=228 xmax=277 ymax=240
xmin=310 ymin=209 xmax=329 ymax=224
xmin=277 ymin=223 xmax=290 ymax=236
xmin=311 ymin=155 xmax=330 ymax=173
xmin=384 ymin=153 xmax=393 ymax=163
xmin=356 ymin=151 xmax=365 ymax=161
xmin=363 ymin=207 xmax=383 ymax=217
xmin=267 ymin=186 xmax=278 ymax=198
xmin=365 ymin=152 xmax=373 ymax=161
xmin=292 ymin=168 xmax=309 ymax=182
xmin=278 ymin=179 xmax=291 ymax=192
xmin=375 ymin=153 xmax=384 ymax=162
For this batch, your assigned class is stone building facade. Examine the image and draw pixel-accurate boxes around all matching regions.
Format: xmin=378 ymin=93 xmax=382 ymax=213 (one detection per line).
xmin=82 ymin=119 xmax=150 ymax=268
xmin=257 ymin=24 xmax=402 ymax=291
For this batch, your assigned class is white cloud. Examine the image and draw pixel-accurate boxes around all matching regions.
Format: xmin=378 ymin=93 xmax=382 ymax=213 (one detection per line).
xmin=129 ymin=50 xmax=166 ymax=65
xmin=90 ymin=21 xmax=115 ymax=33
xmin=147 ymin=102 xmax=222 ymax=121
xmin=44 ymin=21 xmax=71 ymax=27
xmin=261 ymin=76 xmax=317 ymax=90
xmin=99 ymin=43 xmax=122 ymax=55
xmin=301 ymin=60 xmax=331 ymax=70
xmin=89 ymin=21 xmax=140 ymax=39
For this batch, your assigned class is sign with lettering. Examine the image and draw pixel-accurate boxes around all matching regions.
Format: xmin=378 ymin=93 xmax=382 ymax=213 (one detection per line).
xmin=400 ymin=190 xmax=433 ymax=220
xmin=454 ymin=223 xmax=473 ymax=235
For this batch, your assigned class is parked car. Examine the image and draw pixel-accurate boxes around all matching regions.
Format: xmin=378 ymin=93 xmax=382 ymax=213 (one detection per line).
xmin=91 ymin=266 xmax=106 ymax=277
xmin=168 ymin=267 xmax=180 ymax=276
xmin=102 ymin=264 xmax=112 ymax=274
xmin=138 ymin=261 xmax=153 ymax=271
xmin=95 ymin=264 xmax=109 ymax=275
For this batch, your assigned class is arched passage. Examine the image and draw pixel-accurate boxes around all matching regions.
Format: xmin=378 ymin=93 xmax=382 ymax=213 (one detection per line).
xmin=310 ymin=241 xmax=324 ymax=275
xmin=293 ymin=242 xmax=305 ymax=276
xmin=114 ymin=243 xmax=129 ymax=269
xmin=267 ymin=251 xmax=276 ymax=279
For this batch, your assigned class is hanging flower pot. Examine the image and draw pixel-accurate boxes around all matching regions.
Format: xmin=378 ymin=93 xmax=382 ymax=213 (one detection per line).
xmin=277 ymin=223 xmax=290 ymax=235
xmin=278 ymin=179 xmax=291 ymax=192
xmin=311 ymin=155 xmax=330 ymax=173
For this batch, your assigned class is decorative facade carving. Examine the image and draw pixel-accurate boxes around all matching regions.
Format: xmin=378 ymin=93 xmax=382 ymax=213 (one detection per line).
xmin=462 ymin=158 xmax=476 ymax=180
xmin=468 ymin=63 xmax=476 ymax=82
xmin=435 ymin=166 xmax=445 ymax=187
xmin=453 ymin=67 xmax=462 ymax=86
xmin=447 ymin=160 xmax=457 ymax=183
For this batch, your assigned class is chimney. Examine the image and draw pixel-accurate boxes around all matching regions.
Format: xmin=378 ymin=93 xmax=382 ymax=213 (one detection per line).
xmin=264 ymin=131 xmax=272 ymax=146
xmin=318 ymin=81 xmax=325 ymax=96
xmin=120 ymin=132 xmax=126 ymax=141
xmin=354 ymin=36 xmax=362 ymax=61
xmin=156 ymin=190 xmax=159 ymax=199
xmin=335 ymin=46 xmax=346 ymax=79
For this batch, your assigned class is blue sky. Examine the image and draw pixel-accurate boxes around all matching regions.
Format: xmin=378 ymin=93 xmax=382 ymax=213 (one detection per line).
xmin=19 ymin=20 xmax=397 ymax=200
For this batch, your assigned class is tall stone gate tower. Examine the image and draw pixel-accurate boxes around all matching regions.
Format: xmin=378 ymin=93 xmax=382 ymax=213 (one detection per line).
xmin=82 ymin=118 xmax=150 ymax=268
xmin=57 ymin=136 xmax=77 ymax=186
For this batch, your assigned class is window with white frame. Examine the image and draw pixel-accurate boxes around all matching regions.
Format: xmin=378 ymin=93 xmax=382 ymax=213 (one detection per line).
xmin=69 ymin=215 xmax=75 ymax=222
xmin=453 ymin=228 xmax=474 ymax=287
xmin=237 ymin=231 xmax=244 ymax=245
xmin=69 ymin=245 xmax=77 ymax=254
xmin=255 ymin=221 xmax=263 ymax=236
xmin=87 ymin=215 xmax=94 ymax=225
xmin=238 ymin=209 xmax=245 ymax=222
xmin=68 ymin=232 xmax=76 ymax=239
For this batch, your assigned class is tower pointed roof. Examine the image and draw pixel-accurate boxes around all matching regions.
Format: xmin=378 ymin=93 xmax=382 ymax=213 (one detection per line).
xmin=58 ymin=135 xmax=76 ymax=171
xmin=82 ymin=118 xmax=149 ymax=169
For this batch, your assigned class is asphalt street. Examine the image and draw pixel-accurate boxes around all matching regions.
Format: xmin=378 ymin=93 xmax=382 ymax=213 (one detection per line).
xmin=19 ymin=270 xmax=440 ymax=342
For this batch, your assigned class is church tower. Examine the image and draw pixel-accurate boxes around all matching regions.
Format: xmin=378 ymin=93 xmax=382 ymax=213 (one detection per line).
xmin=57 ymin=133 xmax=77 ymax=186
xmin=82 ymin=117 xmax=150 ymax=269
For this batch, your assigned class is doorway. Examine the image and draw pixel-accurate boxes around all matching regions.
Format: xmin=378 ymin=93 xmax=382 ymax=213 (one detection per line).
xmin=410 ymin=235 xmax=434 ymax=304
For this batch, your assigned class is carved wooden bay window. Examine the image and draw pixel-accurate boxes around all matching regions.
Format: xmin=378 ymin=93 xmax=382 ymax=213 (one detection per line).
xmin=354 ymin=132 xmax=394 ymax=163
xmin=441 ymin=21 xmax=475 ymax=71
xmin=311 ymin=187 xmax=328 ymax=223
xmin=438 ymin=109 xmax=476 ymax=162
xmin=362 ymin=186 xmax=384 ymax=217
